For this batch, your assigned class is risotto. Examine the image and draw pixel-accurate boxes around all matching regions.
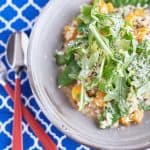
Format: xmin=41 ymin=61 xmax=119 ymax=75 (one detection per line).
xmin=55 ymin=0 xmax=150 ymax=129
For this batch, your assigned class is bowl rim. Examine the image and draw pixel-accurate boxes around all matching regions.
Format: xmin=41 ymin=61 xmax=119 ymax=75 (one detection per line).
xmin=27 ymin=1 xmax=150 ymax=149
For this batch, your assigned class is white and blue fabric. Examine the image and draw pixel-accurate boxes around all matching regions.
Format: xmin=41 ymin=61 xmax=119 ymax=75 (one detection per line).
xmin=0 ymin=1 xmax=93 ymax=149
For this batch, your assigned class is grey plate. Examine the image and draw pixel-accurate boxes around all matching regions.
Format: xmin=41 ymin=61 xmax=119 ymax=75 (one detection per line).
xmin=27 ymin=0 xmax=150 ymax=149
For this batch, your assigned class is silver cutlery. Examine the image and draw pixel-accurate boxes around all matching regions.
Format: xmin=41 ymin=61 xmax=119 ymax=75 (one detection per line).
xmin=3 ymin=32 xmax=56 ymax=150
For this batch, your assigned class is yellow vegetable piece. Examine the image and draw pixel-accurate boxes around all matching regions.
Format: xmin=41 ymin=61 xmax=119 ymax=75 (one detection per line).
xmin=99 ymin=0 xmax=108 ymax=13
xmin=125 ymin=8 xmax=145 ymax=24
xmin=93 ymin=91 xmax=106 ymax=108
xmin=64 ymin=26 xmax=78 ymax=43
xmin=130 ymin=109 xmax=144 ymax=124
xmin=135 ymin=27 xmax=150 ymax=42
xmin=98 ymin=0 xmax=114 ymax=14
xmin=107 ymin=3 xmax=114 ymax=12
xmin=125 ymin=13 xmax=136 ymax=24
xmin=119 ymin=117 xmax=130 ymax=127
xmin=134 ymin=8 xmax=145 ymax=16
xmin=72 ymin=84 xmax=81 ymax=101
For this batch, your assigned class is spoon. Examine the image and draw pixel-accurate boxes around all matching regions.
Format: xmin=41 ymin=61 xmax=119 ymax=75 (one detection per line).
xmin=7 ymin=32 xmax=24 ymax=150
xmin=6 ymin=32 xmax=56 ymax=150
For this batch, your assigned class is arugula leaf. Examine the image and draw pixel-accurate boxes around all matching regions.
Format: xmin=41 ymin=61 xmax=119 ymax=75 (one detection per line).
xmin=105 ymin=77 xmax=129 ymax=116
xmin=99 ymin=109 xmax=113 ymax=129
xmin=137 ymin=82 xmax=150 ymax=97
xmin=98 ymin=58 xmax=117 ymax=92
xmin=99 ymin=81 xmax=106 ymax=92
xmin=89 ymin=22 xmax=113 ymax=56
xmin=137 ymin=39 xmax=150 ymax=56
xmin=99 ymin=102 xmax=121 ymax=128
xmin=77 ymin=23 xmax=89 ymax=33
xmin=79 ymin=4 xmax=92 ymax=24
xmin=120 ymin=27 xmax=134 ymax=41
xmin=115 ymin=77 xmax=129 ymax=115
xmin=55 ymin=52 xmax=66 ymax=65
xmin=139 ymin=103 xmax=150 ymax=111
xmin=79 ymin=81 xmax=91 ymax=111
xmin=58 ymin=60 xmax=80 ymax=86
xmin=103 ymin=60 xmax=116 ymax=80
xmin=111 ymin=102 xmax=121 ymax=123
xmin=105 ymin=0 xmax=150 ymax=7
xmin=127 ymin=54 xmax=150 ymax=89
xmin=89 ymin=51 xmax=100 ymax=68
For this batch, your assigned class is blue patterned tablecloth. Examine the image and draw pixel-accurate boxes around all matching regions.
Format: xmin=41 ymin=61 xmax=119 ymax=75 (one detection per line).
xmin=0 ymin=1 xmax=93 ymax=150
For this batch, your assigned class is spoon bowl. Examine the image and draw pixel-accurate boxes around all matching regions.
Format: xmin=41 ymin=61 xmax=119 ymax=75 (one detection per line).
xmin=7 ymin=32 xmax=28 ymax=70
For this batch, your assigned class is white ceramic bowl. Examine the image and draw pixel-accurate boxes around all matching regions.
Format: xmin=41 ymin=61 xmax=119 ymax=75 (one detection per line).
xmin=27 ymin=0 xmax=150 ymax=149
